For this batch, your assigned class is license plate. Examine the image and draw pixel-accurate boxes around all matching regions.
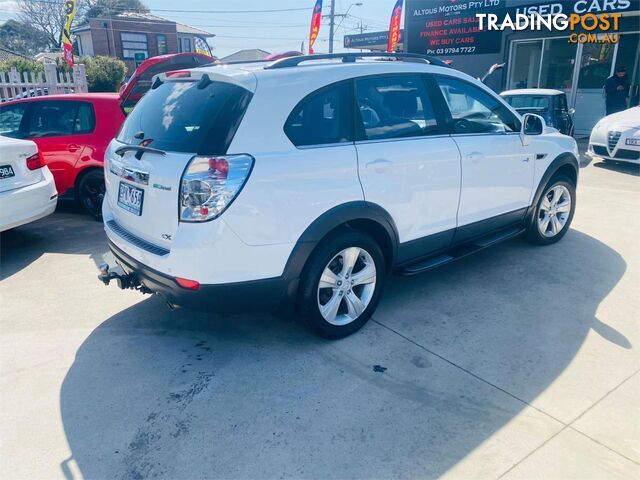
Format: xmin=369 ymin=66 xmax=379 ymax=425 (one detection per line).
xmin=117 ymin=182 xmax=144 ymax=216
xmin=0 ymin=165 xmax=15 ymax=179
xmin=625 ymin=138 xmax=640 ymax=146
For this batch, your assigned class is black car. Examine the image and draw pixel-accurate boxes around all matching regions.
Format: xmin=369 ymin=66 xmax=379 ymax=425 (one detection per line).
xmin=501 ymin=89 xmax=575 ymax=136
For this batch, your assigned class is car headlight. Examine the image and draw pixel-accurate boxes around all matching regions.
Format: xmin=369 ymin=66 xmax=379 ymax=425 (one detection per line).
xmin=179 ymin=154 xmax=254 ymax=222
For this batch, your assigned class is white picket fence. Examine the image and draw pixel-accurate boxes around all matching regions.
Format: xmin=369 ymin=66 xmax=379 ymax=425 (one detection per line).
xmin=0 ymin=64 xmax=88 ymax=102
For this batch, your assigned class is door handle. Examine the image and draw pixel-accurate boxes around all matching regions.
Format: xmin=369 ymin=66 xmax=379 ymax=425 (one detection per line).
xmin=365 ymin=159 xmax=392 ymax=173
xmin=68 ymin=144 xmax=80 ymax=153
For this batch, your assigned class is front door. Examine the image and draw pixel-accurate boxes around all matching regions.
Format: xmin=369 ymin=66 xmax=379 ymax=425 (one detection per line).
xmin=354 ymin=74 xmax=461 ymax=261
xmin=433 ymin=75 xmax=535 ymax=238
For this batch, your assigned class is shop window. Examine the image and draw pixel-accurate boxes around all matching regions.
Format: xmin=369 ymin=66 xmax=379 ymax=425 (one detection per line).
xmin=508 ymin=41 xmax=542 ymax=90
xmin=539 ymin=38 xmax=577 ymax=90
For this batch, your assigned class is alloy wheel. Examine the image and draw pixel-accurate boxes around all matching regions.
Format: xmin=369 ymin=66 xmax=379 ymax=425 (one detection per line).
xmin=317 ymin=247 xmax=377 ymax=326
xmin=537 ymin=185 xmax=572 ymax=238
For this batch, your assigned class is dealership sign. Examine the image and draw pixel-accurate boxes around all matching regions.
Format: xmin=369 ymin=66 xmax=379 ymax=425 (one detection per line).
xmin=405 ymin=0 xmax=638 ymax=55
xmin=344 ymin=30 xmax=404 ymax=49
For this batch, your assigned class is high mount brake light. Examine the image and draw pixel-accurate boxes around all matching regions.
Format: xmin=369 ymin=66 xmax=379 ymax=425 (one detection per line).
xmin=26 ymin=152 xmax=44 ymax=170
xmin=179 ymin=155 xmax=254 ymax=222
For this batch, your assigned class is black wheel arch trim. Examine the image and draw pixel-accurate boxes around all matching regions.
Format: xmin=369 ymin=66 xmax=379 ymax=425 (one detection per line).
xmin=282 ymin=201 xmax=399 ymax=282
xmin=526 ymin=152 xmax=579 ymax=223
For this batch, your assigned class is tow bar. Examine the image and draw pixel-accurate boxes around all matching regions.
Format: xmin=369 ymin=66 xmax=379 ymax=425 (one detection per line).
xmin=98 ymin=262 xmax=151 ymax=293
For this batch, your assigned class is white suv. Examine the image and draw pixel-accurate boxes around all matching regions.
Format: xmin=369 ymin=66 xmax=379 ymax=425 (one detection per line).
xmin=99 ymin=53 xmax=579 ymax=338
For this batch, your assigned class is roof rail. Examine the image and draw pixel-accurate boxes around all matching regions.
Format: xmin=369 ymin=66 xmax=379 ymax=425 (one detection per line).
xmin=264 ymin=52 xmax=451 ymax=70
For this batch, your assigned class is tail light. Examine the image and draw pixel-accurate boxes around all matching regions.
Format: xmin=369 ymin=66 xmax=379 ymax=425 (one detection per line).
xmin=179 ymin=154 xmax=254 ymax=222
xmin=26 ymin=151 xmax=45 ymax=170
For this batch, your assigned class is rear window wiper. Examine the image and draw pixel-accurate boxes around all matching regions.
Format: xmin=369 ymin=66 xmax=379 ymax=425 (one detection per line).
xmin=115 ymin=144 xmax=166 ymax=160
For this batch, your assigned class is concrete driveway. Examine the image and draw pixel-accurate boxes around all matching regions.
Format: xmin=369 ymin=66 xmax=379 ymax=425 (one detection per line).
xmin=1 ymin=157 xmax=638 ymax=479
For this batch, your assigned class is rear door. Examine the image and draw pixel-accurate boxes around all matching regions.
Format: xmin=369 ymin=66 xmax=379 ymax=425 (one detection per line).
xmin=433 ymin=75 xmax=534 ymax=238
xmin=21 ymin=100 xmax=95 ymax=194
xmin=105 ymin=75 xmax=253 ymax=250
xmin=354 ymin=73 xmax=461 ymax=261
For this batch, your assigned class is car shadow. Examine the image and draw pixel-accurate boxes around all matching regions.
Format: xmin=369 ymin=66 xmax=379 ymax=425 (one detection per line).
xmin=0 ymin=205 xmax=103 ymax=281
xmin=592 ymin=159 xmax=640 ymax=176
xmin=59 ymin=229 xmax=628 ymax=479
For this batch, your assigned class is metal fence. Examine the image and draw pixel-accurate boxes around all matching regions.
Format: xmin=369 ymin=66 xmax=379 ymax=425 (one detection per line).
xmin=0 ymin=64 xmax=88 ymax=102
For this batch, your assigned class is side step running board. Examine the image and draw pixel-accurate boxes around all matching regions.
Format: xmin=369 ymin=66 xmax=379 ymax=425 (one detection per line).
xmin=399 ymin=226 xmax=524 ymax=276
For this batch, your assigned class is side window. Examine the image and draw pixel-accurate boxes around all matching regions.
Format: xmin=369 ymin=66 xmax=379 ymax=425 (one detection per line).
xmin=0 ymin=103 xmax=29 ymax=138
xmin=284 ymin=82 xmax=353 ymax=147
xmin=27 ymin=101 xmax=78 ymax=138
xmin=435 ymin=76 xmax=521 ymax=134
xmin=355 ymin=74 xmax=439 ymax=140
xmin=74 ymin=103 xmax=96 ymax=134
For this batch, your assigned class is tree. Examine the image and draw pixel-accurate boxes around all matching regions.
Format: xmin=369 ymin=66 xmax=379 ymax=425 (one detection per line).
xmin=17 ymin=0 xmax=71 ymax=50
xmin=83 ymin=55 xmax=126 ymax=92
xmin=83 ymin=0 xmax=149 ymax=21
xmin=0 ymin=19 xmax=51 ymax=56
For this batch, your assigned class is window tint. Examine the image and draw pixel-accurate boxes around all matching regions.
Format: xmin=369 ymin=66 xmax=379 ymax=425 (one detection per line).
xmin=436 ymin=76 xmax=520 ymax=134
xmin=355 ymin=75 xmax=439 ymax=140
xmin=27 ymin=101 xmax=79 ymax=138
xmin=0 ymin=103 xmax=28 ymax=138
xmin=118 ymin=79 xmax=252 ymax=154
xmin=284 ymin=82 xmax=352 ymax=147
xmin=75 ymin=103 xmax=96 ymax=134
xmin=504 ymin=95 xmax=550 ymax=111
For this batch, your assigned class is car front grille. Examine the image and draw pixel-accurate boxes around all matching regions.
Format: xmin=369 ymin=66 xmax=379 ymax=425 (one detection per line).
xmin=593 ymin=145 xmax=608 ymax=156
xmin=106 ymin=220 xmax=170 ymax=256
xmin=607 ymin=131 xmax=622 ymax=151
xmin=615 ymin=149 xmax=640 ymax=161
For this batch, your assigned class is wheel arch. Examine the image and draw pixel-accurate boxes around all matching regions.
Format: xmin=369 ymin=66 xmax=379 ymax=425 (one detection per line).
xmin=74 ymin=165 xmax=104 ymax=200
xmin=282 ymin=201 xmax=399 ymax=283
xmin=527 ymin=152 xmax=579 ymax=223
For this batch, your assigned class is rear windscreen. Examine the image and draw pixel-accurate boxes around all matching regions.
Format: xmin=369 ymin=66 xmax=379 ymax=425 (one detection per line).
xmin=117 ymin=79 xmax=252 ymax=155
xmin=504 ymin=95 xmax=550 ymax=111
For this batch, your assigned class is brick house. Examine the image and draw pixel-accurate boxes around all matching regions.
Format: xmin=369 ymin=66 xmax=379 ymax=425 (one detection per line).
xmin=72 ymin=12 xmax=215 ymax=74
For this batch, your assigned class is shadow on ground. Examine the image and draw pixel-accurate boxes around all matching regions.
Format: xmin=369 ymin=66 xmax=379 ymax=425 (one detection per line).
xmin=592 ymin=159 xmax=640 ymax=177
xmin=0 ymin=204 xmax=103 ymax=280
xmin=59 ymin=229 xmax=627 ymax=479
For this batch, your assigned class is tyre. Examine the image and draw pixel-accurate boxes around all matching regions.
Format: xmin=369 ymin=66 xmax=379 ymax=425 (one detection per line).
xmin=77 ymin=170 xmax=105 ymax=220
xmin=526 ymin=174 xmax=576 ymax=245
xmin=297 ymin=230 xmax=386 ymax=339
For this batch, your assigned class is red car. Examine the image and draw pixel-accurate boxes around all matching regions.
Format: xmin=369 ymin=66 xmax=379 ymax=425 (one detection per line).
xmin=0 ymin=53 xmax=214 ymax=218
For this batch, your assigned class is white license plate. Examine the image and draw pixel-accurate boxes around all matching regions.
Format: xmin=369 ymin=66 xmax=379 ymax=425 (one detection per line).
xmin=117 ymin=182 xmax=144 ymax=216
xmin=625 ymin=138 xmax=640 ymax=146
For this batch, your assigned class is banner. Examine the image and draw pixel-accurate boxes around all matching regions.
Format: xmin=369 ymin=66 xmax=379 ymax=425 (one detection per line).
xmin=387 ymin=0 xmax=403 ymax=52
xmin=309 ymin=0 xmax=323 ymax=54
xmin=194 ymin=37 xmax=213 ymax=58
xmin=61 ymin=0 xmax=76 ymax=67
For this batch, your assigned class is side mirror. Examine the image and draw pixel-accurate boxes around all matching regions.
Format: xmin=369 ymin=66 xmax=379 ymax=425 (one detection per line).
xmin=568 ymin=108 xmax=576 ymax=116
xmin=522 ymin=113 xmax=544 ymax=136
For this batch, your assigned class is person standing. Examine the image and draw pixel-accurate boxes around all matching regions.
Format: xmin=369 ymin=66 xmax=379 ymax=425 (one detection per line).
xmin=604 ymin=66 xmax=629 ymax=115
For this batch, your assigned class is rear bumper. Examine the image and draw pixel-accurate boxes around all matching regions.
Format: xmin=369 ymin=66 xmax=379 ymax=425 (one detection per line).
xmin=0 ymin=168 xmax=57 ymax=232
xmin=108 ymin=240 xmax=295 ymax=312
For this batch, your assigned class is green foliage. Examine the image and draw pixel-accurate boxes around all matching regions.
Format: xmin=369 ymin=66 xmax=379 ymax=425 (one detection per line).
xmin=83 ymin=0 xmax=149 ymax=21
xmin=0 ymin=58 xmax=43 ymax=75
xmin=0 ymin=19 xmax=50 ymax=57
xmin=83 ymin=55 xmax=126 ymax=92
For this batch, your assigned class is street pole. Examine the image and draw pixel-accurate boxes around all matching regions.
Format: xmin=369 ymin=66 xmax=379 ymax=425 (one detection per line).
xmin=328 ymin=0 xmax=336 ymax=54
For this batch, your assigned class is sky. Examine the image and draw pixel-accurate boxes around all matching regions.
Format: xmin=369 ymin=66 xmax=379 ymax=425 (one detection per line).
xmin=0 ymin=0 xmax=402 ymax=57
